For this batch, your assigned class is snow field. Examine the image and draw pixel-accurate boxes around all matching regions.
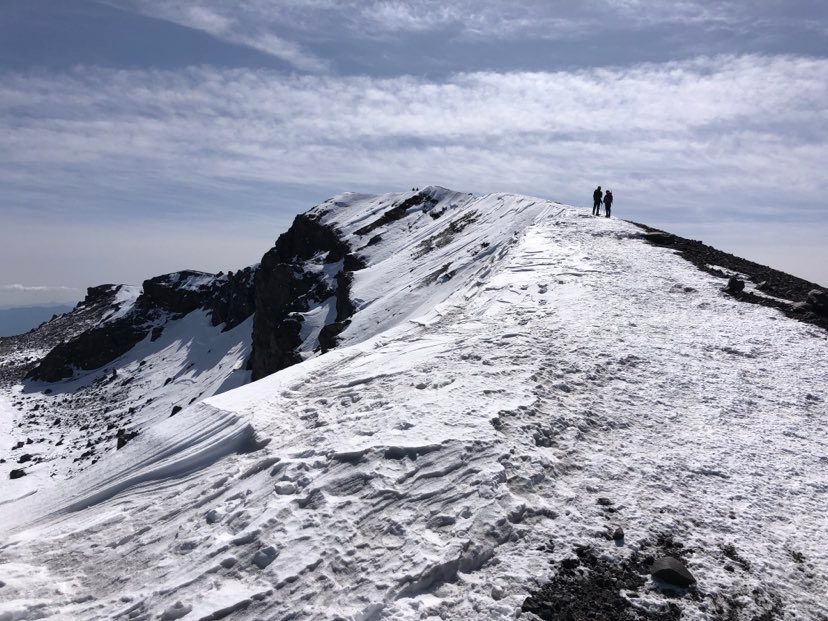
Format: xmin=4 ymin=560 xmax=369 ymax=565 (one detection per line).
xmin=1 ymin=311 xmax=252 ymax=486
xmin=0 ymin=193 xmax=826 ymax=620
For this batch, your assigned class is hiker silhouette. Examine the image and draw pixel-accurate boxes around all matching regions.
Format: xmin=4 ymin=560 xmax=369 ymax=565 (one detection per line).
xmin=604 ymin=190 xmax=613 ymax=218
xmin=592 ymin=186 xmax=602 ymax=216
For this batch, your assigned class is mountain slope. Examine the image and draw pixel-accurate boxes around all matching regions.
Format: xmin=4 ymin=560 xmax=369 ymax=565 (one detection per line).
xmin=1 ymin=190 xmax=827 ymax=620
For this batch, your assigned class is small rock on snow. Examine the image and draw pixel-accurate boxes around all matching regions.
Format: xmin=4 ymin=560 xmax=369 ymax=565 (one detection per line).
xmin=159 ymin=601 xmax=193 ymax=620
xmin=650 ymin=556 xmax=695 ymax=588
xmin=252 ymin=546 xmax=279 ymax=569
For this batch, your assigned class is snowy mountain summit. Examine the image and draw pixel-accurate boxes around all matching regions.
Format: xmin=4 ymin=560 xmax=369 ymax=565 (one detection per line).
xmin=1 ymin=187 xmax=827 ymax=620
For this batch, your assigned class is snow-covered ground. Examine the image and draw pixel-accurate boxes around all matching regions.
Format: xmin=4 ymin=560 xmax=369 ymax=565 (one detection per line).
xmin=1 ymin=193 xmax=826 ymax=620
xmin=1 ymin=311 xmax=252 ymax=485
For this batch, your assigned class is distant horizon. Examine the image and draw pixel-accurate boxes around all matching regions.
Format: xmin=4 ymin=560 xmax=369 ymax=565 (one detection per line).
xmin=2 ymin=1 xmax=826 ymax=303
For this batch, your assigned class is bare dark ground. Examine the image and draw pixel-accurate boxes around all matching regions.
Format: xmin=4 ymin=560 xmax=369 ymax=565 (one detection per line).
xmin=522 ymin=536 xmax=686 ymax=621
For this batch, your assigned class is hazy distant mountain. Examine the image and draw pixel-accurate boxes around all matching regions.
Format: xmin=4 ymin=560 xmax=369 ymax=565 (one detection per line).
xmin=0 ymin=304 xmax=75 ymax=337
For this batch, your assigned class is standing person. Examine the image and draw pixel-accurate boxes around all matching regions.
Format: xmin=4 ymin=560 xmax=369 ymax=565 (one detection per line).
xmin=604 ymin=190 xmax=613 ymax=218
xmin=592 ymin=186 xmax=603 ymax=216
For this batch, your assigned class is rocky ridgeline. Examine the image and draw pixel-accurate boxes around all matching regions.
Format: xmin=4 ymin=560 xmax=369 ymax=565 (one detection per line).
xmin=27 ymin=268 xmax=256 ymax=382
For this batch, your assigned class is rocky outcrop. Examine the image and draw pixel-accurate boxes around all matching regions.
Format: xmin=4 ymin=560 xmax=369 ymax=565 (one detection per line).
xmin=30 ymin=320 xmax=148 ymax=382
xmin=353 ymin=191 xmax=437 ymax=237
xmin=27 ymin=269 xmax=257 ymax=383
xmin=250 ymin=213 xmax=365 ymax=381
xmin=208 ymin=267 xmax=257 ymax=329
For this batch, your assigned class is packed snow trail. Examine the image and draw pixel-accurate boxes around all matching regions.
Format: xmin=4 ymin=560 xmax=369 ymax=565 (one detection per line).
xmin=1 ymin=201 xmax=826 ymax=620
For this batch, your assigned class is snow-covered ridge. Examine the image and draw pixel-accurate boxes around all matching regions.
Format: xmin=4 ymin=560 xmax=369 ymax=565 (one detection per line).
xmin=314 ymin=186 xmax=556 ymax=345
xmin=1 ymin=189 xmax=827 ymax=620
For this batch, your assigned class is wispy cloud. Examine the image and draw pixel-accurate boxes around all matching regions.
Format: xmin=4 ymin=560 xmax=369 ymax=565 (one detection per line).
xmin=106 ymin=0 xmax=817 ymax=42
xmin=1 ymin=284 xmax=80 ymax=292
xmin=103 ymin=0 xmax=330 ymax=71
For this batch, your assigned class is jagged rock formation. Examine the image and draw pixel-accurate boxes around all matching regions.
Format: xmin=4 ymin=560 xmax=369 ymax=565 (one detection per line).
xmin=27 ymin=268 xmax=256 ymax=382
xmin=250 ymin=212 xmax=365 ymax=381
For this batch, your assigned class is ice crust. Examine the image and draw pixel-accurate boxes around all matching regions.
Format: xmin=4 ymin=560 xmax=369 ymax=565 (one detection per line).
xmin=0 ymin=189 xmax=826 ymax=620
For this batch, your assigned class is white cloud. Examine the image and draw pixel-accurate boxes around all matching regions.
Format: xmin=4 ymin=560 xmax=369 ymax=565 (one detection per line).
xmin=104 ymin=0 xmax=761 ymax=44
xmin=1 ymin=284 xmax=80 ymax=292
xmin=242 ymin=33 xmax=330 ymax=72
xmin=184 ymin=6 xmax=233 ymax=34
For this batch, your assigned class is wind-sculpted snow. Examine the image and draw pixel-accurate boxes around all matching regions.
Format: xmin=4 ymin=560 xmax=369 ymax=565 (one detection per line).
xmin=1 ymin=194 xmax=827 ymax=620
xmin=2 ymin=403 xmax=258 ymax=529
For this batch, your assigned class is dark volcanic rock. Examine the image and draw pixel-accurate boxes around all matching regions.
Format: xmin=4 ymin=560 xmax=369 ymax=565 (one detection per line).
xmin=208 ymin=267 xmax=257 ymax=330
xmin=726 ymin=277 xmax=745 ymax=294
xmin=353 ymin=190 xmax=437 ymax=237
xmin=0 ymin=285 xmax=124 ymax=386
xmin=250 ymin=213 xmax=366 ymax=381
xmin=116 ymin=428 xmax=139 ymax=449
xmin=29 ymin=320 xmax=147 ymax=382
xmin=650 ymin=556 xmax=696 ymax=588
xmin=523 ymin=546 xmax=681 ymax=621
xmin=251 ymin=546 xmax=278 ymax=569
xmin=807 ymin=289 xmax=828 ymax=316
xmin=9 ymin=469 xmax=26 ymax=479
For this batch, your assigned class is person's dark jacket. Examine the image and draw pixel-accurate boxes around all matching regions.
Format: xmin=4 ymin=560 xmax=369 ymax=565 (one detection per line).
xmin=593 ymin=188 xmax=602 ymax=203
xmin=604 ymin=192 xmax=613 ymax=206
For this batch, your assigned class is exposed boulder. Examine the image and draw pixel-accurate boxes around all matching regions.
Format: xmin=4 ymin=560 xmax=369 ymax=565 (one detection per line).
xmin=116 ymin=428 xmax=139 ymax=449
xmin=251 ymin=546 xmax=278 ymax=569
xmin=806 ymin=289 xmax=828 ymax=316
xmin=650 ymin=556 xmax=696 ymax=588
xmin=9 ymin=469 xmax=26 ymax=479
xmin=725 ymin=277 xmax=745 ymax=294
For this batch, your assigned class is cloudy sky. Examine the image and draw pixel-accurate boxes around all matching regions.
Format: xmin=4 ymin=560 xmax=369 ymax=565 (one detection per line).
xmin=2 ymin=0 xmax=827 ymax=306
